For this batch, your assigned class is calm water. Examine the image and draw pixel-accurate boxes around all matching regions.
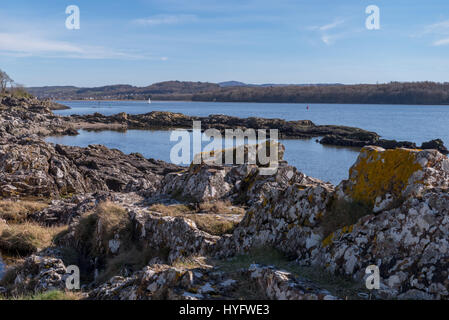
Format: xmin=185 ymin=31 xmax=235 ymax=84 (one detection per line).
xmin=46 ymin=130 xmax=358 ymax=185
xmin=56 ymin=100 xmax=449 ymax=144
xmin=48 ymin=100 xmax=449 ymax=185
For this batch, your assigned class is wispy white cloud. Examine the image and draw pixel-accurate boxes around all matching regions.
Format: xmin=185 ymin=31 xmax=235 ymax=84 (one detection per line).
xmin=319 ymin=19 xmax=345 ymax=31
xmin=412 ymin=19 xmax=449 ymax=46
xmin=0 ymin=33 xmax=165 ymax=60
xmin=433 ymin=37 xmax=449 ymax=46
xmin=308 ymin=19 xmax=345 ymax=32
xmin=306 ymin=19 xmax=346 ymax=45
xmin=422 ymin=20 xmax=449 ymax=35
xmin=0 ymin=33 xmax=83 ymax=54
xmin=133 ymin=14 xmax=198 ymax=26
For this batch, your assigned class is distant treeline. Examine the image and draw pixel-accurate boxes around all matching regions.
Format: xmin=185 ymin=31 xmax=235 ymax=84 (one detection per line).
xmin=27 ymin=81 xmax=449 ymax=105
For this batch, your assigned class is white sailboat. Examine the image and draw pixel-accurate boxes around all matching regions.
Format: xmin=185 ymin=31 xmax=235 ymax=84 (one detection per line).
xmin=148 ymin=97 xmax=151 ymax=104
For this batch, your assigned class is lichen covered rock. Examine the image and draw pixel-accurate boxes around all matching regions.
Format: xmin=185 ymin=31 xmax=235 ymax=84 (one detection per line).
xmin=337 ymin=146 xmax=449 ymax=212
xmin=247 ymin=264 xmax=338 ymax=300
xmin=306 ymin=190 xmax=449 ymax=299
xmin=7 ymin=255 xmax=69 ymax=295
xmin=216 ymin=180 xmax=334 ymax=259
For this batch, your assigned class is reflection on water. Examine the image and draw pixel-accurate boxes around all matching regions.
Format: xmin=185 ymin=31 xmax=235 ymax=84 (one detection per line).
xmin=46 ymin=129 xmax=359 ymax=185
xmin=56 ymin=100 xmax=449 ymax=146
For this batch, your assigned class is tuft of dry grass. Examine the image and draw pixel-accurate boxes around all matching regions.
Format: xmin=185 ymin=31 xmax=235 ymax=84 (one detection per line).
xmin=188 ymin=215 xmax=237 ymax=236
xmin=0 ymin=221 xmax=66 ymax=255
xmin=148 ymin=203 xmax=192 ymax=216
xmin=71 ymin=201 xmax=132 ymax=256
xmin=0 ymin=200 xmax=48 ymax=223
xmin=148 ymin=202 xmax=243 ymax=236
xmin=95 ymin=202 xmax=132 ymax=251
xmin=199 ymin=201 xmax=246 ymax=215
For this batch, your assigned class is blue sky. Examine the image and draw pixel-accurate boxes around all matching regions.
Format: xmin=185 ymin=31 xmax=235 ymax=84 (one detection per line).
xmin=1 ymin=0 xmax=449 ymax=86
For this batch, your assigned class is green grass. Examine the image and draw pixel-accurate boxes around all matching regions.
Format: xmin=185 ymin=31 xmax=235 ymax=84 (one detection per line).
xmin=212 ymin=247 xmax=366 ymax=300
xmin=0 ymin=290 xmax=83 ymax=300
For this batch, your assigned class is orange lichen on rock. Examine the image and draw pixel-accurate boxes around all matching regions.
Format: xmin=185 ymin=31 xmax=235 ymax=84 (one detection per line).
xmin=345 ymin=147 xmax=424 ymax=206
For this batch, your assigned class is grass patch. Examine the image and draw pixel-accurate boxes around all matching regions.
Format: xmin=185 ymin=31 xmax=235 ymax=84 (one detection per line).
xmin=172 ymin=256 xmax=207 ymax=270
xmin=0 ymin=200 xmax=48 ymax=223
xmin=190 ymin=215 xmax=237 ymax=236
xmin=212 ymin=247 xmax=365 ymax=300
xmin=95 ymin=202 xmax=132 ymax=252
xmin=0 ymin=290 xmax=83 ymax=300
xmin=0 ymin=221 xmax=67 ymax=255
xmin=199 ymin=201 xmax=246 ymax=215
xmin=148 ymin=202 xmax=243 ymax=236
xmin=70 ymin=201 xmax=133 ymax=256
xmin=148 ymin=203 xmax=192 ymax=215
xmin=64 ymin=202 xmax=142 ymax=284
xmin=322 ymin=198 xmax=373 ymax=238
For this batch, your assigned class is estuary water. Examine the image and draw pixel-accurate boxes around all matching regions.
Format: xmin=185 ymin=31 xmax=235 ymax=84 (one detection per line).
xmin=47 ymin=100 xmax=449 ymax=185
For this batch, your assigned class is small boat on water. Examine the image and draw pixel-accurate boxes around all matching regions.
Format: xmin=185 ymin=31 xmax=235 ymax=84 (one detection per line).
xmin=148 ymin=98 xmax=151 ymax=104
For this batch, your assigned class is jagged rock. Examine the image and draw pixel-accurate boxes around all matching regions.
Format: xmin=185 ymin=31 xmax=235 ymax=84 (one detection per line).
xmin=89 ymin=263 xmax=210 ymax=300
xmin=306 ymin=190 xmax=449 ymax=299
xmin=212 ymin=146 xmax=449 ymax=299
xmin=89 ymin=261 xmax=245 ymax=300
xmin=88 ymin=261 xmax=337 ymax=300
xmin=28 ymin=192 xmax=120 ymax=226
xmin=57 ymin=204 xmax=219 ymax=277
xmin=0 ymin=139 xmax=181 ymax=198
xmin=160 ymin=152 xmax=321 ymax=207
xmin=320 ymin=132 xmax=449 ymax=155
xmin=7 ymin=255 xmax=69 ymax=295
xmin=0 ymin=139 xmax=88 ymax=197
xmin=215 ymin=177 xmax=334 ymax=258
xmin=247 ymin=264 xmax=338 ymax=300
xmin=54 ymin=144 xmax=169 ymax=194
xmin=421 ymin=139 xmax=449 ymax=155
xmin=132 ymin=211 xmax=219 ymax=263
xmin=193 ymin=140 xmax=284 ymax=167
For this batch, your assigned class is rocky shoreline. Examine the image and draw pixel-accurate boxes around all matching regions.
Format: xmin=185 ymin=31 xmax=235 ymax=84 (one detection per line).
xmin=67 ymin=110 xmax=449 ymax=154
xmin=3 ymin=93 xmax=446 ymax=154
xmin=1 ymin=94 xmax=449 ymax=300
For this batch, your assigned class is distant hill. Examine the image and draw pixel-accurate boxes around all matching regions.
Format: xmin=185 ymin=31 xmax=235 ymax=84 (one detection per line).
xmin=27 ymin=81 xmax=219 ymax=100
xmin=218 ymin=81 xmax=249 ymax=87
xmin=218 ymin=81 xmax=344 ymax=88
xmin=26 ymin=81 xmax=449 ymax=105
